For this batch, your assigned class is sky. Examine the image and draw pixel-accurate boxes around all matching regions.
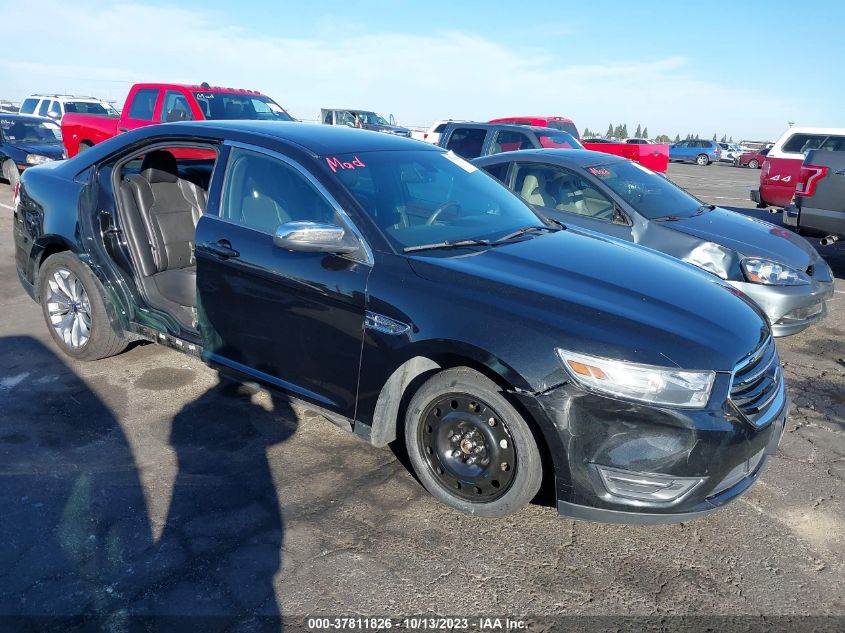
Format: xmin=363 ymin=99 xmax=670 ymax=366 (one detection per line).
xmin=3 ymin=0 xmax=843 ymax=141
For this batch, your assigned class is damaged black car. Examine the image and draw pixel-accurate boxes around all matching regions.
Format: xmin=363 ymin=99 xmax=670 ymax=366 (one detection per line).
xmin=14 ymin=122 xmax=787 ymax=522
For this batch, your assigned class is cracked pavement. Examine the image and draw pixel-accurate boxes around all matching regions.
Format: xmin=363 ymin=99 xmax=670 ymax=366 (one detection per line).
xmin=0 ymin=163 xmax=843 ymax=627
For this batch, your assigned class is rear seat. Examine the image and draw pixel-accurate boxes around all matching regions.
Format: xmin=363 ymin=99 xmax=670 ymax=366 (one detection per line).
xmin=118 ymin=150 xmax=206 ymax=308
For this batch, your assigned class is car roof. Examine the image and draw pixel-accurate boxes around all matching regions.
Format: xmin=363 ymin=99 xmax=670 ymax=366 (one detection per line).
xmin=0 ymin=113 xmax=55 ymax=122
xmin=473 ymin=148 xmax=626 ymax=167
xmin=444 ymin=122 xmax=571 ymax=135
xmin=160 ymin=120 xmax=441 ymax=155
xmin=134 ymin=83 xmax=268 ymax=96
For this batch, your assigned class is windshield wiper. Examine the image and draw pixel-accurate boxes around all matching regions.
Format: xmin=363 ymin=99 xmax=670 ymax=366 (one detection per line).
xmin=494 ymin=225 xmax=561 ymax=244
xmin=403 ymin=238 xmax=492 ymax=253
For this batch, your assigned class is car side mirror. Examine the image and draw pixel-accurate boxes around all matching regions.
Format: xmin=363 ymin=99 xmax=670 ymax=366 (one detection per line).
xmin=273 ymin=221 xmax=358 ymax=254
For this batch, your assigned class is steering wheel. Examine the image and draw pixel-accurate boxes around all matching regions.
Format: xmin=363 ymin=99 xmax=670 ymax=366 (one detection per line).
xmin=426 ymin=201 xmax=461 ymax=225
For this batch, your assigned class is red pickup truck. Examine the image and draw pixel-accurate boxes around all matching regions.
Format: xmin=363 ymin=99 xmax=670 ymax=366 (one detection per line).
xmin=489 ymin=116 xmax=669 ymax=173
xmin=62 ymin=82 xmax=294 ymax=157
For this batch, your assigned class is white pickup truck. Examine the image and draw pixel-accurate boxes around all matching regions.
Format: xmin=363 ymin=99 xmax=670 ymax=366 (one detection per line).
xmin=410 ymin=119 xmax=467 ymax=144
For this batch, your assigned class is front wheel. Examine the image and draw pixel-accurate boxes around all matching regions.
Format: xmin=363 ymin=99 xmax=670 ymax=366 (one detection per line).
xmin=2 ymin=160 xmax=19 ymax=189
xmin=748 ymin=159 xmax=759 ymax=169
xmin=404 ymin=367 xmax=543 ymax=518
xmin=38 ymin=252 xmax=128 ymax=360
xmin=696 ymin=154 xmax=710 ymax=166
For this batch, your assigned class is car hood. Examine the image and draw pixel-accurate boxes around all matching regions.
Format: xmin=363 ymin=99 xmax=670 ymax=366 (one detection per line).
xmin=664 ymin=207 xmax=818 ymax=269
xmin=407 ymin=229 xmax=769 ymax=372
xmin=13 ymin=142 xmax=65 ymax=159
xmin=364 ymin=124 xmax=410 ymax=134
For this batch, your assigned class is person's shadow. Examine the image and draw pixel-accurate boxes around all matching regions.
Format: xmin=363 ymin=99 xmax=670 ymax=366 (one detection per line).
xmin=148 ymin=375 xmax=298 ymax=627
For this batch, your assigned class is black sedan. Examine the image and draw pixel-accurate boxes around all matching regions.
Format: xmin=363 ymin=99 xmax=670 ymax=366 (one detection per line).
xmin=474 ymin=150 xmax=834 ymax=337
xmin=1 ymin=114 xmax=65 ymax=189
xmin=14 ymin=122 xmax=787 ymax=522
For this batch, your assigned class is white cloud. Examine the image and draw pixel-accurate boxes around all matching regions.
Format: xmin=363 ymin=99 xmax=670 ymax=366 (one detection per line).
xmin=0 ymin=1 xmax=820 ymax=140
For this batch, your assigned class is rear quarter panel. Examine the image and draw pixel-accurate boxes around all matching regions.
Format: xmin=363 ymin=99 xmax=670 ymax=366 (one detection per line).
xmin=760 ymin=156 xmax=802 ymax=207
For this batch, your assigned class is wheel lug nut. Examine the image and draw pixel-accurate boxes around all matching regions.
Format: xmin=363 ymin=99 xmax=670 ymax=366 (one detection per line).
xmin=452 ymin=450 xmax=462 ymax=458
xmin=500 ymin=462 xmax=510 ymax=472
xmin=488 ymin=417 xmax=497 ymax=427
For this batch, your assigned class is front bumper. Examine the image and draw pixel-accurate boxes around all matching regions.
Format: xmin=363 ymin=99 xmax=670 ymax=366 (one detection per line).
xmin=729 ymin=272 xmax=834 ymax=337
xmin=514 ymin=378 xmax=789 ymax=524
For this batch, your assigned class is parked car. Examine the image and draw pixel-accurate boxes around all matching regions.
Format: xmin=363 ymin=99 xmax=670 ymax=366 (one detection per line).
xmin=752 ymin=127 xmax=845 ymax=209
xmin=62 ymin=82 xmax=294 ymax=157
xmin=474 ymin=149 xmax=834 ymax=337
xmin=0 ymin=114 xmax=65 ymax=189
xmin=489 ymin=116 xmax=580 ymax=138
xmin=19 ymin=94 xmax=118 ymax=123
xmin=14 ymin=122 xmax=786 ymax=523
xmin=490 ymin=116 xmax=668 ymax=172
xmin=625 ymin=138 xmax=650 ymax=145
xmin=410 ymin=119 xmax=467 ymax=144
xmin=438 ymin=122 xmax=582 ymax=160
xmin=718 ymin=142 xmax=742 ymax=163
xmin=0 ymin=100 xmax=20 ymax=114
xmin=320 ymin=108 xmax=410 ymax=137
xmin=738 ymin=147 xmax=769 ymax=169
xmin=669 ymin=139 xmax=721 ymax=165
xmin=783 ymin=147 xmax=845 ymax=246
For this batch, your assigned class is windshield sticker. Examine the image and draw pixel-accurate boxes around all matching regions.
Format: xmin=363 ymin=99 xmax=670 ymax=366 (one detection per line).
xmin=588 ymin=167 xmax=611 ymax=177
xmin=194 ymin=92 xmax=215 ymax=100
xmin=326 ymin=155 xmax=366 ymax=173
xmin=443 ymin=150 xmax=477 ymax=173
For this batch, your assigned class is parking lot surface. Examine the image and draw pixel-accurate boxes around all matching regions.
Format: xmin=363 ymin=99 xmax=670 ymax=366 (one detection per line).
xmin=1 ymin=163 xmax=843 ymax=627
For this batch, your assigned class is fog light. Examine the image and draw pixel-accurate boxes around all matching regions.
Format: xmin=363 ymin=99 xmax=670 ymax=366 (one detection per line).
xmin=776 ymin=302 xmax=823 ymax=324
xmin=597 ymin=466 xmax=705 ymax=504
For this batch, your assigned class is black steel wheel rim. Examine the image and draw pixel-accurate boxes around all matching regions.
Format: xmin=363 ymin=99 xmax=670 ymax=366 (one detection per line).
xmin=418 ymin=393 xmax=517 ymax=502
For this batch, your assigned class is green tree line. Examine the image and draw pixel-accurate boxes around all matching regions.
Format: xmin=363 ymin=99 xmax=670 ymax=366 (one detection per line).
xmin=581 ymin=123 xmax=734 ymax=144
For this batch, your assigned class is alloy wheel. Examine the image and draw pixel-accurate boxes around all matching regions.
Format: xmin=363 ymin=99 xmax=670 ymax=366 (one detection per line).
xmin=46 ymin=268 xmax=92 ymax=349
xmin=417 ymin=394 xmax=517 ymax=501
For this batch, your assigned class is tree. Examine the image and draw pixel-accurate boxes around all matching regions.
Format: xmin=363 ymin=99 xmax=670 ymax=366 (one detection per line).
xmin=642 ymin=127 xmax=648 ymax=139
xmin=721 ymin=134 xmax=727 ymax=142
xmin=621 ymin=124 xmax=628 ymax=138
xmin=606 ymin=123 xmax=613 ymax=137
xmin=712 ymin=133 xmax=717 ymax=141
xmin=634 ymin=123 xmax=642 ymax=138
xmin=694 ymin=133 xmax=700 ymax=139
xmin=675 ymin=134 xmax=681 ymax=143
xmin=613 ymin=124 xmax=623 ymax=138
xmin=582 ymin=127 xmax=591 ymax=138
xmin=729 ymin=136 xmax=733 ymax=142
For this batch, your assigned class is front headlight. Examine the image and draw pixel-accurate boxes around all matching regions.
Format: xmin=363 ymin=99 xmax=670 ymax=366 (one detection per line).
xmin=556 ymin=348 xmax=715 ymax=408
xmin=741 ymin=257 xmax=810 ymax=286
xmin=25 ymin=154 xmax=54 ymax=165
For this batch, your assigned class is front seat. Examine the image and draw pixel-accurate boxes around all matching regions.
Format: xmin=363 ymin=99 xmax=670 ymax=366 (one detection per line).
xmin=119 ymin=150 xmax=205 ymax=307
xmin=520 ymin=171 xmax=555 ymax=207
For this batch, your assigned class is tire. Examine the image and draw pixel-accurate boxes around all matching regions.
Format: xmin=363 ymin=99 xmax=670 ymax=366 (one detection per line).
xmin=38 ymin=252 xmax=128 ymax=361
xmin=748 ymin=159 xmax=759 ymax=169
xmin=696 ymin=154 xmax=710 ymax=166
xmin=77 ymin=141 xmax=93 ymax=153
xmin=2 ymin=160 xmax=19 ymax=189
xmin=404 ymin=367 xmax=543 ymax=518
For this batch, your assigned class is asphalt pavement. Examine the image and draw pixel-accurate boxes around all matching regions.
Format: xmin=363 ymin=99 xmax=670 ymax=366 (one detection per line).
xmin=0 ymin=162 xmax=843 ymax=629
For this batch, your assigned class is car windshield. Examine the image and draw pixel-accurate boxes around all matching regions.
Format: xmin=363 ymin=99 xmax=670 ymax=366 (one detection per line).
xmin=352 ymin=111 xmax=389 ymax=126
xmin=192 ymin=92 xmax=294 ymax=121
xmin=537 ymin=131 xmax=582 ymax=149
xmin=64 ymin=101 xmax=118 ymax=116
xmin=586 ymin=160 xmax=703 ymax=220
xmin=547 ymin=120 xmax=581 ymax=138
xmin=0 ymin=119 xmax=62 ymax=143
xmin=329 ymin=149 xmax=546 ymax=251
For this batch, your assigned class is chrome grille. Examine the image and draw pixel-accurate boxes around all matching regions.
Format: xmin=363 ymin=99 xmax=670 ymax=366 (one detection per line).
xmin=730 ymin=337 xmax=783 ymax=427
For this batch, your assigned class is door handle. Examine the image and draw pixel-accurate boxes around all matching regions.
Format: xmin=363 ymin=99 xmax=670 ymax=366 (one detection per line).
xmin=117 ymin=126 xmax=128 ymax=132
xmin=202 ymin=240 xmax=240 ymax=259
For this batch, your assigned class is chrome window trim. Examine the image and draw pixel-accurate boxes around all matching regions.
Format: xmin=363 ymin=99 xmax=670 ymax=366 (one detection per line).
xmin=223 ymin=140 xmax=374 ymax=266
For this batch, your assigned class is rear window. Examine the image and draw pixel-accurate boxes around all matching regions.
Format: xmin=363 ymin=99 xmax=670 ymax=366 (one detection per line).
xmin=444 ymin=127 xmax=487 ymax=159
xmin=433 ymin=123 xmax=448 ymax=133
xmin=816 ymin=135 xmax=845 ymax=152
xmin=782 ymin=133 xmax=828 ymax=154
xmin=537 ymin=131 xmax=582 ymax=149
xmin=20 ymin=99 xmax=38 ymax=114
xmin=547 ymin=120 xmax=581 ymax=139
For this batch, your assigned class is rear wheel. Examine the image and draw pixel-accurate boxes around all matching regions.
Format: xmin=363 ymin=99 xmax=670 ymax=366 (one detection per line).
xmin=696 ymin=154 xmax=710 ymax=166
xmin=2 ymin=160 xmax=19 ymax=189
xmin=748 ymin=159 xmax=759 ymax=169
xmin=38 ymin=252 xmax=127 ymax=360
xmin=404 ymin=367 xmax=543 ymax=518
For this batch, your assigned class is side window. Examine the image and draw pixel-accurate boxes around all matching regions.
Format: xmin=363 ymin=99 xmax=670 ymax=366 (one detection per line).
xmin=444 ymin=127 xmax=486 ymax=159
xmin=222 ymin=148 xmax=339 ymax=234
xmin=782 ymin=133 xmax=827 ymax=154
xmin=513 ymin=163 xmax=615 ymax=221
xmin=20 ymin=98 xmax=38 ymax=114
xmin=127 ymin=88 xmax=160 ymax=121
xmin=38 ymin=100 xmax=50 ymax=117
xmin=323 ymin=111 xmax=333 ymax=124
xmin=161 ymin=90 xmax=194 ymax=122
xmin=49 ymin=101 xmax=62 ymax=118
xmin=481 ymin=162 xmax=510 ymax=184
xmin=492 ymin=130 xmax=534 ymax=154
xmin=818 ymin=135 xmax=845 ymax=152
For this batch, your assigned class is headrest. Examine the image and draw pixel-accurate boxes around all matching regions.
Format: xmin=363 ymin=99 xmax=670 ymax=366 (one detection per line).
xmin=521 ymin=173 xmax=543 ymax=197
xmin=141 ymin=150 xmax=178 ymax=183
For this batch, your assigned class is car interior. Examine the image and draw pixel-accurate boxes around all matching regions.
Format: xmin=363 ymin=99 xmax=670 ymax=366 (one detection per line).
xmin=512 ymin=165 xmax=615 ymax=221
xmin=114 ymin=146 xmax=217 ymax=329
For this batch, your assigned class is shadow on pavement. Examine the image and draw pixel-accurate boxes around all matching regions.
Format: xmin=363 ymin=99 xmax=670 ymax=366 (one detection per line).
xmin=0 ymin=336 xmax=296 ymax=631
